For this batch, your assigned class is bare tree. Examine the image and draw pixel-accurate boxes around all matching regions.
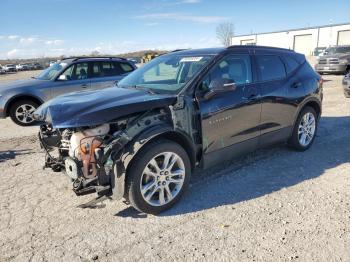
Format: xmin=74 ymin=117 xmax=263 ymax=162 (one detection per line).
xmin=216 ymin=22 xmax=234 ymax=47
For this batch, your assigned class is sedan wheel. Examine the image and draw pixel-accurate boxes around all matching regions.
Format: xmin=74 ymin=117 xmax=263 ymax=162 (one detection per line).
xmin=127 ymin=140 xmax=191 ymax=214
xmin=15 ymin=104 xmax=36 ymax=124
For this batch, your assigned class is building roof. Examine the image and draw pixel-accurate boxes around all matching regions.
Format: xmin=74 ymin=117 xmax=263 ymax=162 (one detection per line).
xmin=234 ymin=22 xmax=350 ymax=38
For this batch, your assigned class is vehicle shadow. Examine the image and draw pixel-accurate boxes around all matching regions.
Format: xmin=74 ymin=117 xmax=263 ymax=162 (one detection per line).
xmin=0 ymin=149 xmax=32 ymax=163
xmin=114 ymin=116 xmax=350 ymax=218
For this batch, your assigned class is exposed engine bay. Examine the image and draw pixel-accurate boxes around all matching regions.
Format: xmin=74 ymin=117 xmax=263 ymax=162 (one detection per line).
xmin=38 ymin=109 xmax=174 ymax=200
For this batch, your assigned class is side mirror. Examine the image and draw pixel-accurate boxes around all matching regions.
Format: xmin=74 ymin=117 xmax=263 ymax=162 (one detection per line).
xmin=204 ymin=78 xmax=236 ymax=100
xmin=57 ymin=75 xmax=67 ymax=81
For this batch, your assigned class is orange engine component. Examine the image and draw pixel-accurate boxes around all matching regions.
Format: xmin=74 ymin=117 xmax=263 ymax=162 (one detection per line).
xmin=69 ymin=124 xmax=110 ymax=179
xmin=79 ymin=137 xmax=102 ymax=179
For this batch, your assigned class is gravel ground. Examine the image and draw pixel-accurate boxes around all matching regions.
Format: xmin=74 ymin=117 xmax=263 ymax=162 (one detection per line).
xmin=0 ymin=71 xmax=349 ymax=262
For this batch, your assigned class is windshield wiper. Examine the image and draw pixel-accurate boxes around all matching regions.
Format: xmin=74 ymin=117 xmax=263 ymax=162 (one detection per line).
xmin=126 ymin=85 xmax=156 ymax=95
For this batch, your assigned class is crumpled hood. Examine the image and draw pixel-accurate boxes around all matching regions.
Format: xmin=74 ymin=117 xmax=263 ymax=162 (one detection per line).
xmin=0 ymin=78 xmax=45 ymax=92
xmin=34 ymin=87 xmax=177 ymax=128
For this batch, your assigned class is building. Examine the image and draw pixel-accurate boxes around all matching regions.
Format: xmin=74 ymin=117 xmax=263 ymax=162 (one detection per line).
xmin=231 ymin=22 xmax=350 ymax=56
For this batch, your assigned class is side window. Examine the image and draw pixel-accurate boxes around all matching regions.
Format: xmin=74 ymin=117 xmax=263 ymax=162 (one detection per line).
xmin=61 ymin=65 xmax=74 ymax=80
xmin=119 ymin=62 xmax=134 ymax=73
xmin=256 ymin=55 xmax=286 ymax=81
xmin=202 ymin=54 xmax=252 ymax=91
xmin=282 ymin=55 xmax=300 ymax=74
xmin=100 ymin=62 xmax=116 ymax=77
xmin=73 ymin=63 xmax=88 ymax=80
xmin=92 ymin=62 xmax=123 ymax=78
xmin=60 ymin=63 xmax=88 ymax=80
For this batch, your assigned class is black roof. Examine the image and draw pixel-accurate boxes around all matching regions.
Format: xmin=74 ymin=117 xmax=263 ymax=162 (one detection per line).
xmin=166 ymin=48 xmax=225 ymax=56
xmin=228 ymin=45 xmax=294 ymax=52
xmin=165 ymin=45 xmax=295 ymax=56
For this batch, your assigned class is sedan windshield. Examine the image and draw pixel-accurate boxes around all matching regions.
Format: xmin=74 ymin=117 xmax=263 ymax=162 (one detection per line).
xmin=118 ymin=53 xmax=214 ymax=94
xmin=325 ymin=46 xmax=350 ymax=55
xmin=36 ymin=62 xmax=68 ymax=80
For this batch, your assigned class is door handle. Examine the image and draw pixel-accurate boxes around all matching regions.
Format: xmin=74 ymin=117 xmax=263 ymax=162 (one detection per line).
xmin=291 ymin=82 xmax=302 ymax=88
xmin=81 ymin=84 xmax=88 ymax=88
xmin=244 ymin=93 xmax=259 ymax=101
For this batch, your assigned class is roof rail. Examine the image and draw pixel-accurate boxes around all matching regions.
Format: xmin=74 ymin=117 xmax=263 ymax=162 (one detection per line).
xmin=228 ymin=45 xmax=294 ymax=52
xmin=170 ymin=49 xmax=189 ymax=53
xmin=61 ymin=56 xmax=127 ymax=61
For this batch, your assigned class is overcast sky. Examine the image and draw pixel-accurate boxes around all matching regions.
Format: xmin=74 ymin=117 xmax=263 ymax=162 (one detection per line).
xmin=0 ymin=0 xmax=349 ymax=59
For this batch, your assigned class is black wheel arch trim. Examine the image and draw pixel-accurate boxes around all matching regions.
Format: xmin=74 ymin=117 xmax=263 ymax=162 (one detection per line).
xmin=121 ymin=124 xmax=197 ymax=171
xmin=109 ymin=124 xmax=197 ymax=201
xmin=291 ymin=97 xmax=322 ymax=135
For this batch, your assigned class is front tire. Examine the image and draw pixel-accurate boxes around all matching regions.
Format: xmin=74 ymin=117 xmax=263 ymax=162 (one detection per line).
xmin=9 ymin=99 xmax=39 ymax=126
xmin=288 ymin=106 xmax=318 ymax=151
xmin=126 ymin=139 xmax=191 ymax=214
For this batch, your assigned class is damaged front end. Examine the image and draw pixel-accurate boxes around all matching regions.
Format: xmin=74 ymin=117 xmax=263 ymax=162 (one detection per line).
xmin=38 ymin=108 xmax=173 ymax=201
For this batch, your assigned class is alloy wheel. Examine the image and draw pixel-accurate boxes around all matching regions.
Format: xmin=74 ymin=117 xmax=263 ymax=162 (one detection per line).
xmin=298 ymin=112 xmax=316 ymax=147
xmin=140 ymin=152 xmax=185 ymax=207
xmin=15 ymin=104 xmax=36 ymax=124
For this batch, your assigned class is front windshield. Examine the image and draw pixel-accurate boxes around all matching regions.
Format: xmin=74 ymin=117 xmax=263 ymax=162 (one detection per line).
xmin=36 ymin=62 xmax=68 ymax=80
xmin=325 ymin=46 xmax=350 ymax=55
xmin=118 ymin=53 xmax=214 ymax=94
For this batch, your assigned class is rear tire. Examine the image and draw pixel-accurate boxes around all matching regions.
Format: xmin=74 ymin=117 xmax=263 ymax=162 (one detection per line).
xmin=126 ymin=139 xmax=191 ymax=214
xmin=288 ymin=106 xmax=318 ymax=151
xmin=9 ymin=99 xmax=39 ymax=126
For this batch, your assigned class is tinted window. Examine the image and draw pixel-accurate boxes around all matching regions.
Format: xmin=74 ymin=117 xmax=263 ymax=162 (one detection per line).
xmin=203 ymin=54 xmax=252 ymax=89
xmin=61 ymin=63 xmax=88 ymax=80
xmin=74 ymin=63 xmax=88 ymax=80
xmin=283 ymin=55 xmax=300 ymax=74
xmin=119 ymin=62 xmax=134 ymax=73
xmin=256 ymin=55 xmax=286 ymax=81
xmin=92 ymin=61 xmax=123 ymax=77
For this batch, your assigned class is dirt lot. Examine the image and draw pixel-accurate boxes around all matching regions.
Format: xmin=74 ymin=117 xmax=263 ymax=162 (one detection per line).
xmin=0 ymin=71 xmax=349 ymax=261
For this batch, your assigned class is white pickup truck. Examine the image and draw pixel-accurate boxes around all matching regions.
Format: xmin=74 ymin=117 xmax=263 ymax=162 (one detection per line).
xmin=3 ymin=64 xmax=17 ymax=72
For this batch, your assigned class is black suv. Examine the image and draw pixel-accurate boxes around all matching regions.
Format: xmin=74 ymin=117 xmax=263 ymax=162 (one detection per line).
xmin=35 ymin=46 xmax=323 ymax=214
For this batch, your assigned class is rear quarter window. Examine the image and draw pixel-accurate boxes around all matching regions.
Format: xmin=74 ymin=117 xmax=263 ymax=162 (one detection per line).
xmin=282 ymin=55 xmax=300 ymax=74
xmin=92 ymin=61 xmax=123 ymax=77
xmin=119 ymin=62 xmax=134 ymax=73
xmin=256 ymin=55 xmax=286 ymax=81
